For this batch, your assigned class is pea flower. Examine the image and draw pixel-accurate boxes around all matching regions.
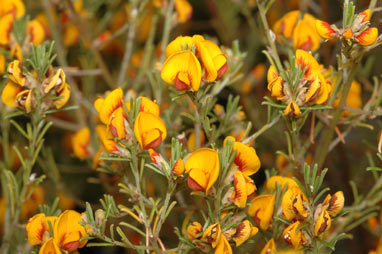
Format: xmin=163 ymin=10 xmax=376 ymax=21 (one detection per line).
xmin=321 ymin=191 xmax=345 ymax=217
xmin=230 ymin=220 xmax=258 ymax=247
xmin=185 ymin=148 xmax=219 ymax=194
xmin=248 ymin=194 xmax=275 ymax=230
xmin=134 ymin=112 xmax=167 ymax=149
xmin=71 ymin=127 xmax=91 ymax=160
xmin=186 ymin=221 xmax=203 ymax=241
xmin=231 ymin=170 xmax=256 ymax=208
xmin=281 ymin=186 xmax=308 ymax=221
xmin=261 ymin=238 xmax=277 ymax=254
xmin=25 ymin=213 xmax=57 ymax=246
xmin=314 ymin=208 xmax=331 ymax=236
xmin=202 ymin=223 xmax=232 ymax=254
xmin=172 ymin=158 xmax=185 ymax=176
xmin=282 ymin=221 xmax=306 ymax=249
xmin=273 ymin=11 xmax=321 ymax=51
xmin=174 ymin=0 xmax=193 ymax=23
xmin=316 ymin=9 xmax=379 ymax=47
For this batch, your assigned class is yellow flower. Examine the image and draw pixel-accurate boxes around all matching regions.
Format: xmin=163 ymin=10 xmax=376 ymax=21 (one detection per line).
xmin=292 ymin=14 xmax=321 ymax=51
xmin=71 ymin=127 xmax=91 ymax=159
xmin=261 ymin=238 xmax=277 ymax=254
xmin=360 ymin=9 xmax=371 ymax=24
xmin=11 ymin=43 xmax=23 ymax=62
xmin=161 ymin=50 xmax=202 ymax=91
xmin=193 ymin=35 xmax=227 ymax=82
xmin=231 ymin=220 xmax=258 ymax=247
xmin=333 ymin=80 xmax=362 ymax=117
xmin=355 ymin=27 xmax=378 ymax=46
xmin=282 ymin=221 xmax=304 ymax=249
xmin=187 ymin=130 xmax=205 ymax=151
xmin=214 ymin=233 xmax=232 ymax=254
xmin=53 ymin=83 xmax=71 ymax=109
xmin=231 ymin=170 xmax=256 ymax=208
xmin=202 ymin=223 xmax=221 ymax=248
xmin=267 ymin=65 xmax=284 ymax=100
xmin=7 ymin=60 xmax=26 ymax=86
xmin=283 ymin=101 xmax=301 ymax=117
xmin=187 ymin=221 xmax=203 ymax=241
xmin=314 ymin=208 xmax=331 ymax=236
xmin=26 ymin=213 xmax=50 ymax=246
xmin=27 ymin=19 xmax=45 ymax=46
xmin=281 ymin=186 xmax=308 ymax=221
xmin=63 ymin=23 xmax=80 ymax=47
xmin=248 ymin=194 xmax=275 ymax=230
xmin=134 ymin=112 xmax=167 ymax=149
xmin=265 ymin=176 xmax=298 ymax=192
xmin=172 ymin=158 xmax=185 ymax=176
xmin=175 ymin=0 xmax=192 ymax=23
xmin=53 ymin=210 xmax=88 ymax=252
xmin=15 ymin=89 xmax=32 ymax=113
xmin=321 ymin=191 xmax=344 ymax=217
xmin=95 ymin=88 xmax=124 ymax=124
xmin=137 ymin=96 xmax=160 ymax=117
xmin=273 ymin=11 xmax=299 ymax=40
xmin=0 ymin=53 xmax=5 ymax=74
xmin=1 ymin=81 xmax=24 ymax=107
xmin=0 ymin=13 xmax=14 ymax=45
xmin=96 ymin=125 xmax=118 ymax=153
xmin=0 ymin=0 xmax=25 ymax=18
xmin=185 ymin=148 xmax=219 ymax=194
xmin=39 ymin=238 xmax=61 ymax=254
xmin=224 ymin=136 xmax=261 ymax=176
xmin=295 ymin=49 xmax=320 ymax=81
xmin=21 ymin=185 xmax=45 ymax=220
xmin=165 ymin=36 xmax=194 ymax=57
xmin=315 ymin=20 xmax=337 ymax=39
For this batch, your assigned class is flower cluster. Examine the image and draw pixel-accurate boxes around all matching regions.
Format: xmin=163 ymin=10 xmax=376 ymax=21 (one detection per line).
xmin=161 ymin=35 xmax=228 ymax=91
xmin=94 ymin=88 xmax=167 ymax=155
xmin=316 ymin=9 xmax=379 ymax=46
xmin=25 ymin=210 xmax=88 ymax=253
xmin=0 ymin=0 xmax=45 ymax=66
xmin=273 ymin=10 xmax=321 ymax=51
xmin=1 ymin=61 xmax=71 ymax=113
xmin=267 ymin=49 xmax=331 ymax=116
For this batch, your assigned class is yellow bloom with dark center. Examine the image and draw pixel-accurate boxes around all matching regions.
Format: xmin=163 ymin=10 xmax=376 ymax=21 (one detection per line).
xmin=282 ymin=221 xmax=304 ymax=249
xmin=185 ymin=148 xmax=219 ymax=194
xmin=202 ymin=223 xmax=221 ymax=248
xmin=231 ymin=220 xmax=258 ymax=247
xmin=224 ymin=136 xmax=260 ymax=176
xmin=175 ymin=0 xmax=192 ymax=23
xmin=0 ymin=0 xmax=25 ymax=18
xmin=53 ymin=210 xmax=88 ymax=252
xmin=248 ymin=194 xmax=275 ymax=230
xmin=71 ymin=127 xmax=91 ymax=160
xmin=295 ymin=50 xmax=320 ymax=81
xmin=281 ymin=186 xmax=308 ymax=221
xmin=26 ymin=213 xmax=51 ymax=246
xmin=267 ymin=65 xmax=284 ymax=100
xmin=314 ymin=208 xmax=331 ymax=235
xmin=27 ymin=19 xmax=45 ymax=46
xmin=161 ymin=50 xmax=202 ymax=91
xmin=53 ymin=83 xmax=71 ymax=109
xmin=265 ymin=176 xmax=298 ymax=192
xmin=322 ymin=191 xmax=344 ymax=217
xmin=95 ymin=88 xmax=124 ymax=125
xmin=0 ymin=13 xmax=14 ymax=45
xmin=15 ymin=89 xmax=32 ymax=112
xmin=231 ymin=170 xmax=256 ymax=208
xmin=355 ymin=27 xmax=378 ymax=46
xmin=315 ymin=20 xmax=337 ymax=39
xmin=134 ymin=112 xmax=167 ymax=149
xmin=1 ymin=81 xmax=24 ymax=107
xmin=45 ymin=69 xmax=66 ymax=93
xmin=261 ymin=238 xmax=277 ymax=254
xmin=283 ymin=101 xmax=301 ymax=117
xmin=7 ymin=60 xmax=25 ymax=86
xmin=187 ymin=221 xmax=203 ymax=240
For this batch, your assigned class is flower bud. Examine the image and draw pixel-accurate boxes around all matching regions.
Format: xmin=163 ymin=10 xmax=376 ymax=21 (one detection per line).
xmin=95 ymin=209 xmax=106 ymax=227
xmin=355 ymin=27 xmax=378 ymax=46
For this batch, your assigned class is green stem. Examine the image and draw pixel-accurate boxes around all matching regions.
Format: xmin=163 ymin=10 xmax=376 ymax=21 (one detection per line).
xmin=160 ymin=0 xmax=175 ymax=63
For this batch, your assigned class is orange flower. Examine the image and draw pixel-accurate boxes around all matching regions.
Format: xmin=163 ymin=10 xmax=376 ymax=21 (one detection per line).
xmin=314 ymin=208 xmax=331 ymax=236
xmin=27 ymin=19 xmax=45 ymax=46
xmin=282 ymin=186 xmax=308 ymax=221
xmin=172 ymin=158 xmax=185 ymax=176
xmin=355 ymin=27 xmax=378 ymax=46
xmin=231 ymin=170 xmax=256 ymax=208
xmin=0 ymin=14 xmax=14 ymax=45
xmin=161 ymin=50 xmax=202 ymax=91
xmin=134 ymin=112 xmax=167 ymax=149
xmin=185 ymin=148 xmax=219 ymax=194
xmin=175 ymin=0 xmax=192 ymax=23
xmin=71 ymin=127 xmax=91 ymax=159
xmin=321 ymin=191 xmax=345 ymax=217
xmin=187 ymin=221 xmax=203 ymax=241
xmin=315 ymin=20 xmax=337 ymax=39
xmin=231 ymin=220 xmax=258 ymax=247
xmin=282 ymin=221 xmax=305 ymax=249
xmin=265 ymin=176 xmax=298 ymax=192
